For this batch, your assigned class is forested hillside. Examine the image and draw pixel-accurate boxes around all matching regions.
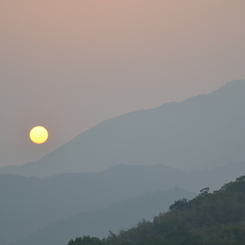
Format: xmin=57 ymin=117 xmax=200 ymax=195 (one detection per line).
xmin=68 ymin=176 xmax=245 ymax=245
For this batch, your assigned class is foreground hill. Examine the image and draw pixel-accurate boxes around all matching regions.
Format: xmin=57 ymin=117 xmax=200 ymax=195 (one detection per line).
xmin=1 ymin=79 xmax=245 ymax=177
xmin=10 ymin=188 xmax=195 ymax=245
xmin=68 ymin=176 xmax=245 ymax=245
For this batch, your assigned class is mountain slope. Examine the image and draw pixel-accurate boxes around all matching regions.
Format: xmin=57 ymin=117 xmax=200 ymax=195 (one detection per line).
xmin=68 ymin=176 xmax=245 ymax=245
xmin=1 ymin=79 xmax=245 ymax=177
xmin=0 ymin=164 xmax=187 ymax=245
xmin=10 ymin=188 xmax=196 ymax=245
xmin=2 ymin=162 xmax=245 ymax=245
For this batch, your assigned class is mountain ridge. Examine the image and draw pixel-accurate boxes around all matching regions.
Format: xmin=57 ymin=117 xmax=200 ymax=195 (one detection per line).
xmin=1 ymin=79 xmax=245 ymax=177
xmin=2 ymin=162 xmax=245 ymax=245
xmin=9 ymin=187 xmax=196 ymax=245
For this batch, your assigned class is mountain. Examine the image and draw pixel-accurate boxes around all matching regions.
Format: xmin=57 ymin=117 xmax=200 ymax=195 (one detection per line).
xmin=0 ymin=164 xmax=187 ymax=245
xmin=9 ymin=188 xmax=196 ymax=245
xmin=1 ymin=79 xmax=245 ymax=178
xmin=2 ymin=162 xmax=245 ymax=245
xmin=67 ymin=176 xmax=245 ymax=245
xmin=183 ymin=161 xmax=245 ymax=192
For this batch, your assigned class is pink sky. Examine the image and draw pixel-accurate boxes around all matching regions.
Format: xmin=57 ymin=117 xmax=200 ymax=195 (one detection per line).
xmin=1 ymin=0 xmax=245 ymax=167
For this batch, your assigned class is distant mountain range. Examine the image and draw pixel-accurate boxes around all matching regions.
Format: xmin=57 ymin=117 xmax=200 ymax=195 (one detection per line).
xmin=0 ymin=164 xmax=186 ymax=245
xmin=2 ymin=162 xmax=245 ymax=245
xmin=9 ymin=187 xmax=196 ymax=245
xmin=1 ymin=79 xmax=245 ymax=177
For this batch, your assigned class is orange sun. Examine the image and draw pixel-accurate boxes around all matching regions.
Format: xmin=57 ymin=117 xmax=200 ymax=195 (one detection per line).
xmin=29 ymin=126 xmax=49 ymax=144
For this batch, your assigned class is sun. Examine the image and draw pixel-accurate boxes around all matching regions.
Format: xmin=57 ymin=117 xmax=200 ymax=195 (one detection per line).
xmin=29 ymin=126 xmax=49 ymax=144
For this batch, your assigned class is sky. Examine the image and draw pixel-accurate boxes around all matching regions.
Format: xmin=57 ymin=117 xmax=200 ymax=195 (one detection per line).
xmin=1 ymin=0 xmax=245 ymax=167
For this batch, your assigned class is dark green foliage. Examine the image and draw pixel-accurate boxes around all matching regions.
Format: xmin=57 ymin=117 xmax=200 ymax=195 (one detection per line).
xmin=68 ymin=176 xmax=245 ymax=245
xmin=163 ymin=230 xmax=202 ymax=245
xmin=221 ymin=176 xmax=245 ymax=193
xmin=169 ymin=198 xmax=189 ymax=210
xmin=68 ymin=236 xmax=104 ymax=245
xmin=118 ymin=240 xmax=135 ymax=245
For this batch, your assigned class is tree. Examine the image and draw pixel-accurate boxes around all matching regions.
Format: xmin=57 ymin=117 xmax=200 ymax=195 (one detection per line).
xmin=169 ymin=198 xmax=189 ymax=210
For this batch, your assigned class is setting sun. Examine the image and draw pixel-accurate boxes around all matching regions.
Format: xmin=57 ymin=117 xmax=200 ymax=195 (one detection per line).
xmin=29 ymin=126 xmax=49 ymax=144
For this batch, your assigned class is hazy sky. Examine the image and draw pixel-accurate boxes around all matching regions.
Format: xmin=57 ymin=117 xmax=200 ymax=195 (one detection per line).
xmin=1 ymin=0 xmax=245 ymax=167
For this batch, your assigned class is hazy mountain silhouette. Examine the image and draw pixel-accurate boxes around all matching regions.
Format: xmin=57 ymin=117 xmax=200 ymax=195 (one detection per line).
xmin=1 ymin=79 xmax=244 ymax=245
xmin=0 ymin=164 xmax=187 ymax=245
xmin=2 ymin=162 xmax=245 ymax=245
xmin=9 ymin=188 xmax=196 ymax=245
xmin=1 ymin=79 xmax=245 ymax=177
